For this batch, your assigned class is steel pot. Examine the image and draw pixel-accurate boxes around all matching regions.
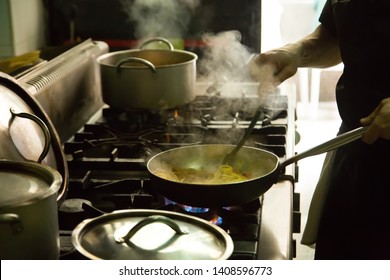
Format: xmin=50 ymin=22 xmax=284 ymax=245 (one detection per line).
xmin=72 ymin=209 xmax=233 ymax=260
xmin=0 ymin=160 xmax=62 ymax=259
xmin=147 ymin=126 xmax=367 ymax=207
xmin=97 ymin=37 xmax=198 ymax=109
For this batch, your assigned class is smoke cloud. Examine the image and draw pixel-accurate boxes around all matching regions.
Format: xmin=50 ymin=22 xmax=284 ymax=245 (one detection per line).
xmin=120 ymin=1 xmax=257 ymax=83
xmin=120 ymin=0 xmax=200 ymax=39
xmin=197 ymin=30 xmax=255 ymax=83
xmin=120 ymin=0 xmax=278 ymax=99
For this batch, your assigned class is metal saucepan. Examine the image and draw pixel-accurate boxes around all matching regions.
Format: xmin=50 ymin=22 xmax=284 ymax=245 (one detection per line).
xmin=147 ymin=126 xmax=367 ymax=207
xmin=72 ymin=209 xmax=233 ymax=260
xmin=0 ymin=160 xmax=63 ymax=259
xmin=96 ymin=37 xmax=198 ymax=109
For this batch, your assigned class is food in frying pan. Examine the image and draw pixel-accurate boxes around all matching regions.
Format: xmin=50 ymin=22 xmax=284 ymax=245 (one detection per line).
xmin=153 ymin=165 xmax=252 ymax=184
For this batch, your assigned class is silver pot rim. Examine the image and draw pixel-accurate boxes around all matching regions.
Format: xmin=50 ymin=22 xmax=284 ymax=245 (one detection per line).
xmin=97 ymin=48 xmax=198 ymax=69
xmin=0 ymin=160 xmax=62 ymax=210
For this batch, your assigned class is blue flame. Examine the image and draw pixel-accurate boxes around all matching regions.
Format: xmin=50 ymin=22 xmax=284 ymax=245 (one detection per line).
xmin=182 ymin=205 xmax=209 ymax=213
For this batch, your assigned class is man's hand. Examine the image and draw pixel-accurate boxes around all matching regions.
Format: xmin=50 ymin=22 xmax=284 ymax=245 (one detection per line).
xmin=360 ymin=98 xmax=390 ymax=144
xmin=249 ymin=44 xmax=301 ymax=97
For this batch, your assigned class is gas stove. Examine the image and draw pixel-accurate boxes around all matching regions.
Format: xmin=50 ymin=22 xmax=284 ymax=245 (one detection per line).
xmin=58 ymin=89 xmax=298 ymax=260
xmin=19 ymin=40 xmax=300 ymax=260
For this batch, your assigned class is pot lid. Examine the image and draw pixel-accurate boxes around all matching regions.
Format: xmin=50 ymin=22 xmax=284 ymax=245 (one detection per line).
xmin=0 ymin=72 xmax=68 ymax=204
xmin=0 ymin=160 xmax=62 ymax=209
xmin=72 ymin=209 xmax=233 ymax=260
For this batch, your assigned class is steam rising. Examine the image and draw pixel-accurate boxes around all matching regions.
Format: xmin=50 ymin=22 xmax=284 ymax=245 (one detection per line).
xmin=250 ymin=63 xmax=278 ymax=98
xmin=120 ymin=0 xmax=200 ymax=38
xmin=198 ymin=31 xmax=254 ymax=83
xmin=120 ymin=0 xmax=279 ymax=100
xmin=120 ymin=1 xmax=284 ymax=145
xmin=198 ymin=31 xmax=278 ymax=105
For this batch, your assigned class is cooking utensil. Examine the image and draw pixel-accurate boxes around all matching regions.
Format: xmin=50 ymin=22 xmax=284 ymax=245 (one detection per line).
xmin=147 ymin=126 xmax=368 ymax=207
xmin=96 ymin=37 xmax=197 ymax=109
xmin=223 ymin=106 xmax=269 ymax=165
xmin=0 ymin=160 xmax=63 ymax=259
xmin=0 ymin=72 xmax=68 ymax=204
xmin=72 ymin=209 xmax=233 ymax=260
xmin=0 ymin=73 xmax=67 ymax=187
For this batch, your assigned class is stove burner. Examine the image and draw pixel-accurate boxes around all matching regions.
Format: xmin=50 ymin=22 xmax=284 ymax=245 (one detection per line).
xmin=140 ymin=128 xmax=206 ymax=149
xmin=181 ymin=205 xmax=209 ymax=213
xmin=180 ymin=206 xmax=224 ymax=225
xmin=102 ymin=108 xmax=165 ymax=132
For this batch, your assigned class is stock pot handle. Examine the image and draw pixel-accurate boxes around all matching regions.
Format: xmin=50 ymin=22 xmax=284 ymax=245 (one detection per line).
xmin=116 ymin=57 xmax=157 ymax=74
xmin=115 ymin=215 xmax=188 ymax=251
xmin=9 ymin=108 xmax=51 ymax=163
xmin=0 ymin=213 xmax=23 ymax=235
xmin=140 ymin=37 xmax=174 ymax=51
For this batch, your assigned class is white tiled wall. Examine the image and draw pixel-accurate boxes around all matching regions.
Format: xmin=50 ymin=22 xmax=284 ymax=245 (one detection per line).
xmin=0 ymin=0 xmax=46 ymax=58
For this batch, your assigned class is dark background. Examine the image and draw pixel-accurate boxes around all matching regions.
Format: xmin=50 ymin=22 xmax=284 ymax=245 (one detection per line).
xmin=44 ymin=0 xmax=261 ymax=56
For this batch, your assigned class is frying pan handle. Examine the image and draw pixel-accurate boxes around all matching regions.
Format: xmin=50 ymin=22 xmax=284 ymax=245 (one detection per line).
xmin=116 ymin=57 xmax=157 ymax=74
xmin=280 ymin=126 xmax=368 ymax=168
xmin=115 ymin=215 xmax=188 ymax=251
xmin=140 ymin=37 xmax=174 ymax=51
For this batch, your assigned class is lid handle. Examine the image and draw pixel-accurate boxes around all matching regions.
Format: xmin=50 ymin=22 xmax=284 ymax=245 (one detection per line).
xmin=116 ymin=57 xmax=157 ymax=74
xmin=139 ymin=37 xmax=174 ymax=50
xmin=10 ymin=109 xmax=51 ymax=163
xmin=115 ymin=215 xmax=188 ymax=251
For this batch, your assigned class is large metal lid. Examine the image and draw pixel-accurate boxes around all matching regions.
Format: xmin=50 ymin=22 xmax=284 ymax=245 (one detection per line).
xmin=0 ymin=72 xmax=68 ymax=204
xmin=72 ymin=209 xmax=233 ymax=260
xmin=0 ymin=160 xmax=62 ymax=209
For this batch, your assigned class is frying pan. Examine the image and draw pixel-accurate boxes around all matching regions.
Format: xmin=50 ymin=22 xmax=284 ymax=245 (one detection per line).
xmin=147 ymin=126 xmax=367 ymax=207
